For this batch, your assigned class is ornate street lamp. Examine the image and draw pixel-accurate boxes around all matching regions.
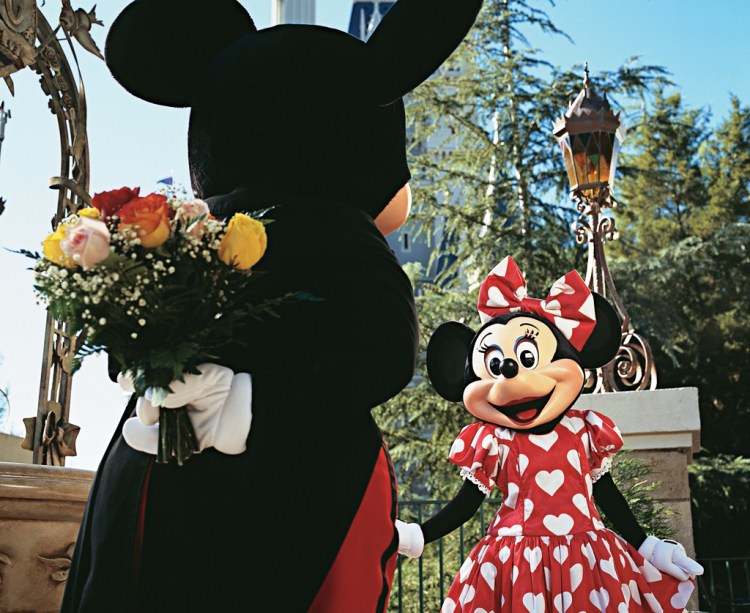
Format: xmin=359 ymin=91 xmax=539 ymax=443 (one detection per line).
xmin=553 ymin=65 xmax=656 ymax=393
xmin=1 ymin=1 xmax=103 ymax=464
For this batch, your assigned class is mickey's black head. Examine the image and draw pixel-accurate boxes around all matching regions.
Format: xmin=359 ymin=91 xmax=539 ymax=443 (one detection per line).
xmin=426 ymin=293 xmax=620 ymax=431
xmin=105 ymin=0 xmax=482 ymax=220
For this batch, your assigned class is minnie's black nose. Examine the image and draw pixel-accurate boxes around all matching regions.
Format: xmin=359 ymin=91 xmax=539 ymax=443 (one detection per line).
xmin=500 ymin=358 xmax=519 ymax=379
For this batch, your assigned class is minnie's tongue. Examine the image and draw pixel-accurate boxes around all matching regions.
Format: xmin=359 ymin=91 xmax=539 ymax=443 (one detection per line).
xmin=515 ymin=408 xmax=538 ymax=421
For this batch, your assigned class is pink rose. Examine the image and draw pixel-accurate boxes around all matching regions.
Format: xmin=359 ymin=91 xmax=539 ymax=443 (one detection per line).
xmin=60 ymin=217 xmax=111 ymax=269
xmin=175 ymin=199 xmax=211 ymax=238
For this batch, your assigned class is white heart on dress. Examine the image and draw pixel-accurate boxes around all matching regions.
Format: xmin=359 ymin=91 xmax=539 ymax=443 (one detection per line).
xmin=671 ymin=580 xmax=693 ymax=610
xmin=458 ymin=584 xmax=475 ymax=606
xmin=535 ymin=469 xmax=565 ymax=496
xmin=572 ymin=493 xmax=591 ymax=517
xmin=543 ymin=513 xmax=574 ymax=536
xmin=480 ymin=562 xmax=497 ymax=589
xmin=450 ymin=438 xmax=465 ymax=455
xmin=589 ymin=587 xmax=610 ymax=612
xmin=524 ymin=546 xmax=542 ymax=572
xmin=628 ymin=580 xmax=642 ymax=605
xmin=512 ymin=565 xmax=519 ymax=584
xmin=519 ymin=453 xmax=529 ymax=474
xmin=600 ymin=557 xmax=618 ymax=580
xmin=585 ymin=411 xmax=604 ymax=428
xmin=552 ymin=545 xmax=569 ymax=565
xmin=523 ymin=592 xmax=545 ymax=613
xmin=639 ymin=563 xmax=663 ymax=582
xmin=505 ymin=481 xmax=519 ymax=508
xmin=544 ymin=567 xmax=551 ymax=590
xmin=570 ymin=564 xmax=583 ymax=592
xmin=581 ymin=542 xmax=597 ymax=569
xmin=497 ymin=524 xmax=522 ymax=537
xmin=553 ymin=591 xmax=572 ymax=613
xmin=524 ymin=499 xmax=534 ymax=521
xmin=621 ymin=582 xmax=631 ymax=604
xmin=566 ymin=450 xmax=582 ymax=474
xmin=562 ymin=416 xmax=585 ymax=434
xmin=459 ymin=557 xmax=474 ymax=582
xmin=441 ymin=598 xmax=456 ymax=613
xmin=498 ymin=546 xmax=511 ymax=564
xmin=529 ymin=431 xmax=558 ymax=451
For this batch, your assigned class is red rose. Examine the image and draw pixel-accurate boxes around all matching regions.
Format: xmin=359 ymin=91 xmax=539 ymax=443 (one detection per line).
xmin=92 ymin=186 xmax=140 ymax=219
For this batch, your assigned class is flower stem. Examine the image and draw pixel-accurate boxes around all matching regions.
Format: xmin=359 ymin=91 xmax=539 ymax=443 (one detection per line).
xmin=156 ymin=407 xmax=200 ymax=466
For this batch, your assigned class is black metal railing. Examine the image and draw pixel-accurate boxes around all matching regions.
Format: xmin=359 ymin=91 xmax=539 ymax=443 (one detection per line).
xmin=699 ymin=558 xmax=750 ymax=612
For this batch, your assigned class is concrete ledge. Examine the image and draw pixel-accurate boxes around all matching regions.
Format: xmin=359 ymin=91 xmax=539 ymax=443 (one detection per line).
xmin=575 ymin=387 xmax=701 ymax=458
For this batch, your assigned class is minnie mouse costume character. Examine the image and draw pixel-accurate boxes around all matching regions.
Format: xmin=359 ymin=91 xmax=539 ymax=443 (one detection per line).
xmin=396 ymin=256 xmax=703 ymax=612
xmin=61 ymin=1 xmax=482 ymax=611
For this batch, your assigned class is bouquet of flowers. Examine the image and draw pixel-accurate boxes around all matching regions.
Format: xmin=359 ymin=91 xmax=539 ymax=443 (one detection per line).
xmin=23 ymin=187 xmax=284 ymax=465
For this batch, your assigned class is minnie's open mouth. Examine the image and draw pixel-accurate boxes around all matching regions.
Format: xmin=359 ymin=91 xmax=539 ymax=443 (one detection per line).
xmin=489 ymin=390 xmax=554 ymax=424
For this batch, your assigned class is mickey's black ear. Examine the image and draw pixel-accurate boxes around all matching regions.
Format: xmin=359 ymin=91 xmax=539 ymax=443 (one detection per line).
xmin=105 ymin=0 xmax=256 ymax=107
xmin=578 ymin=293 xmax=621 ymax=368
xmin=426 ymin=322 xmax=475 ymax=402
xmin=364 ymin=0 xmax=482 ymax=105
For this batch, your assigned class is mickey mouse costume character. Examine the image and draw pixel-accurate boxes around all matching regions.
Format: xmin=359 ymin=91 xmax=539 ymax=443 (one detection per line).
xmin=61 ymin=1 xmax=482 ymax=611
xmin=396 ymin=257 xmax=703 ymax=613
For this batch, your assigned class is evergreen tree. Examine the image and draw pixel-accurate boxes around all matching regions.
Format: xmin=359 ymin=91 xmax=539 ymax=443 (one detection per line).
xmin=613 ymin=89 xmax=710 ymax=256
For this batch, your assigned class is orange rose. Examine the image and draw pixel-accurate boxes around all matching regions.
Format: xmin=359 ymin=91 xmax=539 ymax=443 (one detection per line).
xmin=118 ymin=193 xmax=172 ymax=248
xmin=92 ymin=186 xmax=140 ymax=219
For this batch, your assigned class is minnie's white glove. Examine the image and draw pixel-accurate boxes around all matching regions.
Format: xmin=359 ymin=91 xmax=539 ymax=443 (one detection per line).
xmin=638 ymin=535 xmax=704 ymax=581
xmin=118 ymin=364 xmax=252 ymax=456
xmin=395 ymin=520 xmax=424 ymax=558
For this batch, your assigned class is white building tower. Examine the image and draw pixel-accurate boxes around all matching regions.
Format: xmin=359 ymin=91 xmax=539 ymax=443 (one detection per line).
xmin=271 ymin=0 xmax=315 ymax=25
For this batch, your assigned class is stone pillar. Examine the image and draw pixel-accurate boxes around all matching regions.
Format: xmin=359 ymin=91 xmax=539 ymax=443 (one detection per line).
xmin=0 ymin=462 xmax=94 ymax=613
xmin=575 ymin=387 xmax=701 ymax=611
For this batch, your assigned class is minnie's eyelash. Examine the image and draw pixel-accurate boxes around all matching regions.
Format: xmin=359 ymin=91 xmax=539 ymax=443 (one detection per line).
xmin=523 ymin=328 xmax=539 ymax=339
xmin=477 ymin=341 xmax=492 ymax=354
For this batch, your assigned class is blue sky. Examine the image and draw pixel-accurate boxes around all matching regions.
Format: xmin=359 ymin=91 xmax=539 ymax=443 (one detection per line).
xmin=0 ymin=0 xmax=748 ymax=469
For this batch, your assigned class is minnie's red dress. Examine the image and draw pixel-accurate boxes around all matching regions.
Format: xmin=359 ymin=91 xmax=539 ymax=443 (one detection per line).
xmin=442 ymin=409 xmax=694 ymax=613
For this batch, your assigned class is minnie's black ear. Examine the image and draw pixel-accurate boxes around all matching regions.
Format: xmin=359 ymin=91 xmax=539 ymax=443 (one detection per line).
xmin=427 ymin=321 xmax=475 ymax=402
xmin=578 ymin=293 xmax=621 ymax=368
xmin=105 ymin=0 xmax=256 ymax=107
xmin=364 ymin=0 xmax=482 ymax=105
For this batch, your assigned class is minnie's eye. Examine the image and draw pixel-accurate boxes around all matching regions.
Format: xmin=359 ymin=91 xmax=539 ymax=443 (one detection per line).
xmin=484 ymin=348 xmax=504 ymax=377
xmin=516 ymin=340 xmax=539 ymax=369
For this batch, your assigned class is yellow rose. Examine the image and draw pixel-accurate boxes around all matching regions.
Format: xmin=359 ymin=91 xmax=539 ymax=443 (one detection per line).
xmin=218 ymin=213 xmax=267 ymax=270
xmin=77 ymin=207 xmax=101 ymax=220
xmin=42 ymin=223 xmax=76 ymax=268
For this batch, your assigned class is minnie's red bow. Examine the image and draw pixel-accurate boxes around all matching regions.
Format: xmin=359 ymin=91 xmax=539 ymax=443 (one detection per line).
xmin=477 ymin=256 xmax=596 ymax=351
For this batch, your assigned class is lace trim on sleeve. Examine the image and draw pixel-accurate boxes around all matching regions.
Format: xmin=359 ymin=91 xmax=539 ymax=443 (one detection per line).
xmin=590 ymin=455 xmax=613 ymax=483
xmin=460 ymin=469 xmax=491 ymax=497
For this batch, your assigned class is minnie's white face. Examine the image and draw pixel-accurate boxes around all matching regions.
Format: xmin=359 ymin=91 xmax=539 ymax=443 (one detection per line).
xmin=463 ymin=317 xmax=584 ymax=430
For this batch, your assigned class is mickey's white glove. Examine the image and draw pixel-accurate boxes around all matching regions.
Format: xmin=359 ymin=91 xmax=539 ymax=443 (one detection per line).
xmin=118 ymin=364 xmax=252 ymax=456
xmin=638 ymin=535 xmax=704 ymax=581
xmin=395 ymin=520 xmax=424 ymax=558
